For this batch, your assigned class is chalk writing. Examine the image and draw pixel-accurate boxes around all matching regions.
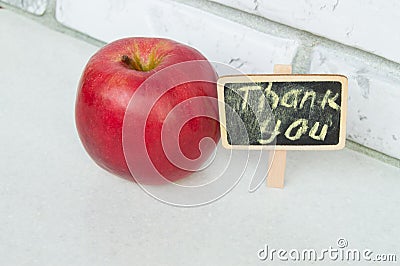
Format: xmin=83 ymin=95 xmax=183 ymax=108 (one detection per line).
xmin=223 ymin=81 xmax=343 ymax=146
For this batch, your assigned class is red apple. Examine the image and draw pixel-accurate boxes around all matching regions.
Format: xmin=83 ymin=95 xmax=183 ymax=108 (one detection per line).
xmin=75 ymin=37 xmax=220 ymax=183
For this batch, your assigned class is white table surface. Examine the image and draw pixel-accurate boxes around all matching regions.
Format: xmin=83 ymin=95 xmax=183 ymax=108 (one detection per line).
xmin=1 ymin=10 xmax=399 ymax=266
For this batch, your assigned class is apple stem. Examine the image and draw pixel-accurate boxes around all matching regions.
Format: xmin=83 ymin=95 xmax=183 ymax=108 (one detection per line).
xmin=121 ymin=52 xmax=161 ymax=72
xmin=121 ymin=55 xmax=134 ymax=68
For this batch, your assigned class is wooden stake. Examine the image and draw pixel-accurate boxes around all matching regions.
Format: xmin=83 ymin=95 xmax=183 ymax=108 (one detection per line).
xmin=266 ymin=64 xmax=292 ymax=188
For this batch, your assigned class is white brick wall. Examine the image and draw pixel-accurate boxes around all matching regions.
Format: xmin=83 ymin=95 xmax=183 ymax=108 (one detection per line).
xmin=211 ymin=0 xmax=400 ymax=64
xmin=55 ymin=0 xmax=298 ymax=74
xmin=2 ymin=0 xmax=47 ymax=15
xmin=2 ymin=0 xmax=400 ymax=161
xmin=310 ymin=47 xmax=400 ymax=159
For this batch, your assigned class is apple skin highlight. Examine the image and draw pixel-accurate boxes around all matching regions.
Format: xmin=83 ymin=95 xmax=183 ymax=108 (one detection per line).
xmin=75 ymin=37 xmax=220 ymax=183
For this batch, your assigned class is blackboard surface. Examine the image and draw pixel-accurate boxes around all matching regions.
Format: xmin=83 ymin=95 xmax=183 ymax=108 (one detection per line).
xmin=218 ymin=75 xmax=348 ymax=150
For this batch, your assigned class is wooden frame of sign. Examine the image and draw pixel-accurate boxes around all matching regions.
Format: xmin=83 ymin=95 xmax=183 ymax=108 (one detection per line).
xmin=217 ymin=65 xmax=348 ymax=188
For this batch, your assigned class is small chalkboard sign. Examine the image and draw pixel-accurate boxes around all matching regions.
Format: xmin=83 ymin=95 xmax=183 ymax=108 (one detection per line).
xmin=217 ymin=74 xmax=348 ymax=150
